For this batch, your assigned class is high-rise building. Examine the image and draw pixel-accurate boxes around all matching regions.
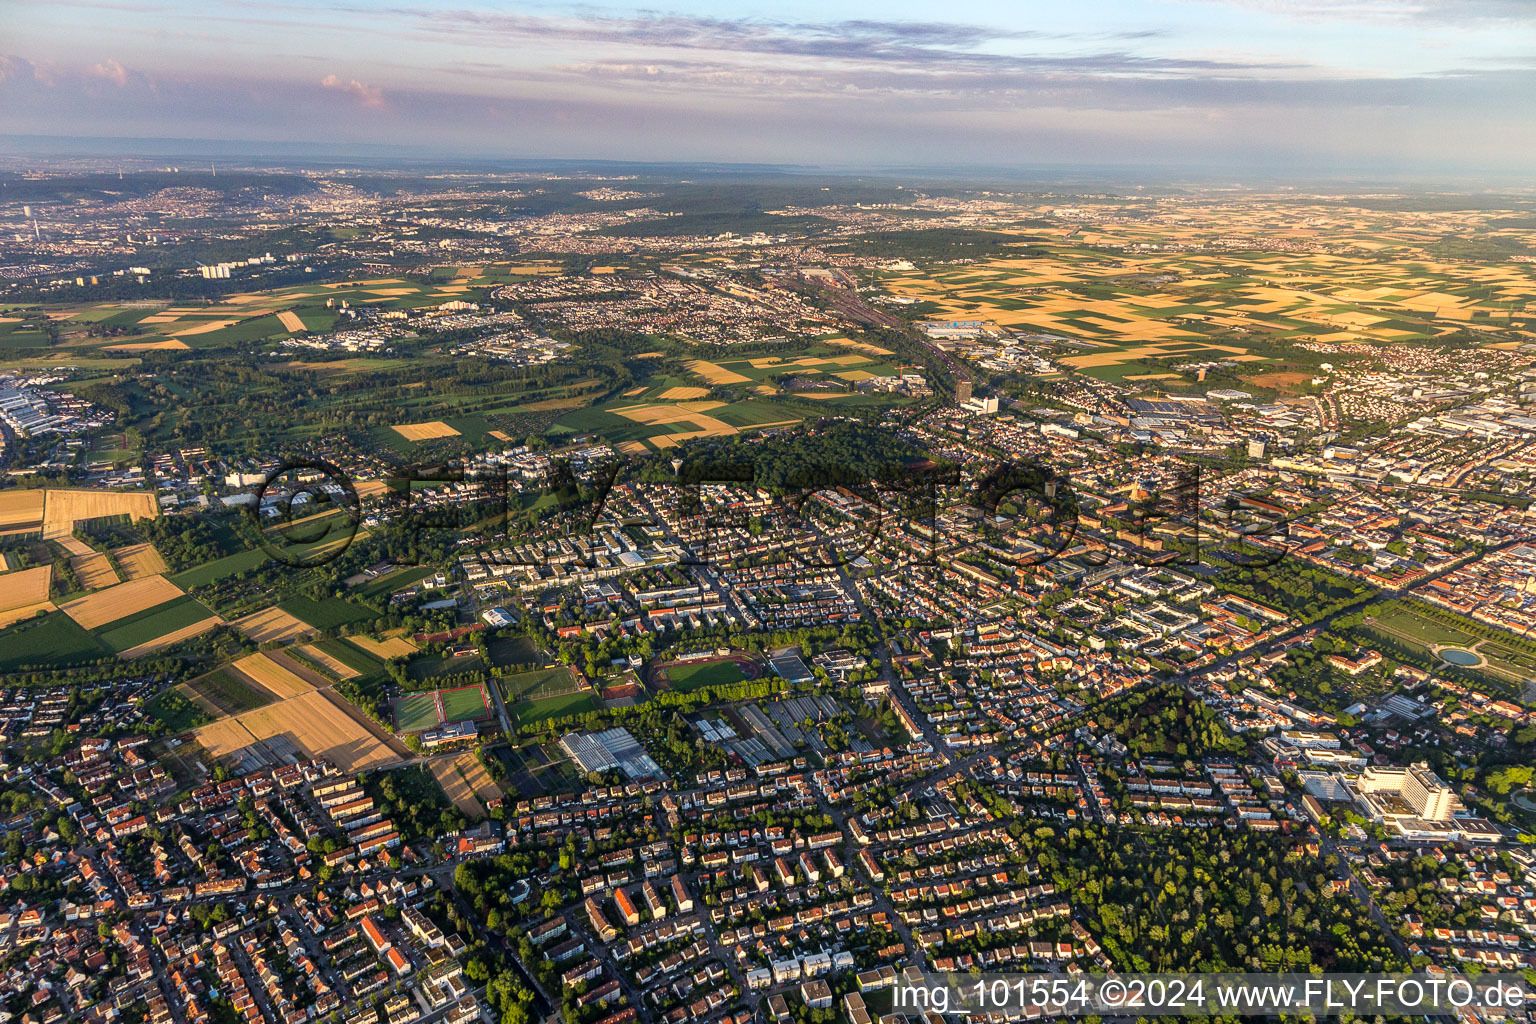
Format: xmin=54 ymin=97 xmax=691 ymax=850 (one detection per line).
xmin=954 ymin=379 xmax=973 ymax=406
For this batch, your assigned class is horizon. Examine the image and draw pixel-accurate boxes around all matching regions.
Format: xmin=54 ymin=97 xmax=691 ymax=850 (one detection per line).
xmin=3 ymin=0 xmax=1535 ymax=180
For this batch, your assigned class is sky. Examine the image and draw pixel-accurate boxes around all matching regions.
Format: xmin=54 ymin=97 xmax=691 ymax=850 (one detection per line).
xmin=2 ymin=0 xmax=1535 ymax=177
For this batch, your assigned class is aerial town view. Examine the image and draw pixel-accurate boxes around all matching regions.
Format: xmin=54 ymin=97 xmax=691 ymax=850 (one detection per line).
xmin=1 ymin=2 xmax=1535 ymax=1023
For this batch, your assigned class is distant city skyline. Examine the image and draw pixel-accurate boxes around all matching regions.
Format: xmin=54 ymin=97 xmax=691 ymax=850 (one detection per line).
xmin=3 ymin=0 xmax=1535 ymax=176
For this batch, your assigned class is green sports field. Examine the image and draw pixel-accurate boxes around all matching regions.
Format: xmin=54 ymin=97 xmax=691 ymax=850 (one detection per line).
xmin=393 ymin=683 xmax=491 ymax=733
xmin=393 ymin=692 xmax=439 ymax=733
xmin=665 ymin=658 xmax=746 ymax=691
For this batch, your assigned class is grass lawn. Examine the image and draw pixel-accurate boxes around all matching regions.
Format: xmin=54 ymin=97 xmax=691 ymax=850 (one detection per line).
xmin=499 ymin=666 xmax=575 ymax=702
xmin=94 ymin=595 xmax=216 ymax=653
xmin=0 ymin=611 xmax=110 ymax=671
xmin=441 ymin=683 xmax=492 ymax=723
xmin=666 ymin=659 xmax=745 ymax=692
xmin=393 ymin=692 xmax=440 ymax=733
xmin=487 ymin=635 xmax=543 ymax=669
xmin=514 ymin=691 xmax=597 ymax=726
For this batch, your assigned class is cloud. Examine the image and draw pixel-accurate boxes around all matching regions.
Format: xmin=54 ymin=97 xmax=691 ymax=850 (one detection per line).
xmin=90 ymin=58 xmax=129 ymax=86
xmin=320 ymin=72 xmax=384 ymax=107
xmin=1177 ymin=0 xmax=1536 ymax=26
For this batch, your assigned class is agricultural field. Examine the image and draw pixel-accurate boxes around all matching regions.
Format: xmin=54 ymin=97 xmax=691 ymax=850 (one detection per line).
xmin=168 ymin=547 xmax=267 ymax=589
xmin=112 ymin=543 xmax=169 ymax=580
xmin=348 ymin=633 xmax=418 ymax=660
xmin=94 ymin=594 xmax=221 ymax=655
xmin=868 ymin=234 xmax=1536 ymax=380
xmin=40 ymin=488 xmax=158 ymax=540
xmin=192 ymin=688 xmax=402 ymax=771
xmin=180 ymin=668 xmax=271 ymax=717
xmin=31 ymin=277 xmax=446 ymax=353
xmin=294 ymin=643 xmax=360 ymax=679
xmin=226 ymin=652 xmax=318 ymax=700
xmin=0 ymin=565 xmax=53 ymax=626
xmin=0 ymin=611 xmax=108 ymax=671
xmin=276 ymin=595 xmax=377 ymax=631
xmin=230 ymin=606 xmax=316 ymax=644
xmin=430 ymin=752 xmax=502 ymax=817
xmin=59 ymin=574 xmax=185 ymax=630
xmin=69 ymin=551 xmax=119 ymax=590
xmin=0 ymin=491 xmax=44 ymax=536
xmin=391 ymin=420 xmax=462 ymax=441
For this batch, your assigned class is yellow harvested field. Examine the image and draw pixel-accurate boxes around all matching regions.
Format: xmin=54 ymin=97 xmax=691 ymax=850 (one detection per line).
xmin=366 ymin=287 xmax=416 ymax=296
xmin=229 ymin=652 xmax=317 ymax=700
xmin=825 ymin=338 xmax=894 ymax=356
xmin=0 ymin=601 xmax=55 ymax=629
xmin=686 ymin=359 xmax=753 ymax=385
xmin=610 ymin=403 xmax=736 ymax=439
xmin=170 ymin=320 xmax=237 ymax=336
xmin=42 ymin=489 xmax=158 ymax=539
xmin=0 ymin=566 xmax=52 ymax=612
xmin=657 ymin=386 xmax=711 ymax=400
xmin=59 ymin=574 xmax=183 ymax=630
xmin=523 ymin=396 xmax=587 ymax=411
xmin=391 ymin=421 xmax=461 ymax=440
xmin=192 ymin=689 xmax=402 ymax=771
xmin=0 ymin=491 xmax=44 ymax=528
xmin=70 ymin=552 xmax=119 ymax=590
xmin=296 ymin=644 xmax=359 ymax=679
xmin=434 ymin=753 xmax=501 ymax=815
xmin=118 ymin=616 xmax=223 ymax=659
xmin=835 ymin=370 xmax=876 ymax=381
xmin=502 ymin=265 xmax=564 ymax=275
xmin=113 ymin=543 xmax=169 ymax=580
xmin=634 ymin=351 xmax=665 ymax=359
xmin=617 ymin=440 xmax=650 ymax=454
xmin=231 ymin=606 xmax=315 ymax=644
xmin=1057 ymin=344 xmax=1178 ymax=368
xmin=55 ymin=536 xmax=94 ymax=557
xmin=105 ymin=339 xmax=190 ymax=351
xmin=1125 ymin=373 xmax=1182 ymax=380
xmin=621 ymin=387 xmax=647 ymax=397
xmin=276 ymin=310 xmax=306 ymax=332
xmin=348 ymin=634 xmax=417 ymax=660
xmin=432 ymin=755 xmax=488 ymax=815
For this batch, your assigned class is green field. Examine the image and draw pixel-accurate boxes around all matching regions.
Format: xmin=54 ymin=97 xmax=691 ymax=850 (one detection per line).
xmin=442 ymin=684 xmax=491 ymax=723
xmin=0 ymin=612 xmax=110 ymax=671
xmin=312 ymin=637 xmax=385 ymax=676
xmin=665 ymin=659 xmax=746 ymax=691
xmin=352 ymin=566 xmax=435 ymax=601
xmin=95 ymin=595 xmax=216 ymax=653
xmin=169 ymin=547 xmax=268 ymax=589
xmin=393 ymin=692 xmax=440 ymax=733
xmin=499 ymin=666 xmax=576 ymax=702
xmin=277 ymin=595 xmax=378 ymax=631
xmin=513 ymin=691 xmax=597 ymax=726
xmin=487 ymin=635 xmax=543 ymax=668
